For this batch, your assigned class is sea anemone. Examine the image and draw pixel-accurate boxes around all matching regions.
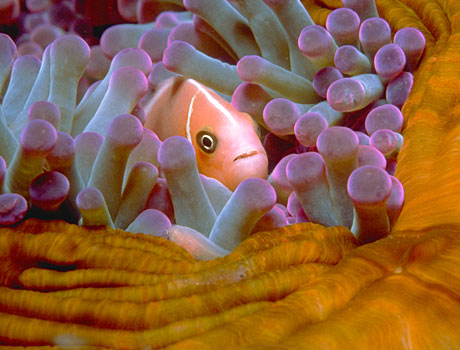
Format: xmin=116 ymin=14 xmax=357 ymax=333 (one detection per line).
xmin=0 ymin=0 xmax=414 ymax=250
xmin=1 ymin=0 xmax=459 ymax=348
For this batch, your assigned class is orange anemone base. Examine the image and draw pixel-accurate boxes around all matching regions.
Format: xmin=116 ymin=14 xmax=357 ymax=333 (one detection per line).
xmin=1 ymin=0 xmax=460 ymax=348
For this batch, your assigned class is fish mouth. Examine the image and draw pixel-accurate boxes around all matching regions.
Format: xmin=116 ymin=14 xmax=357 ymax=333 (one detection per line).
xmin=233 ymin=150 xmax=260 ymax=162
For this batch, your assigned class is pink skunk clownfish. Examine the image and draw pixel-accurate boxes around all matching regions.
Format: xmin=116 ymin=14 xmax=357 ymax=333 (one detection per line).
xmin=144 ymin=77 xmax=268 ymax=191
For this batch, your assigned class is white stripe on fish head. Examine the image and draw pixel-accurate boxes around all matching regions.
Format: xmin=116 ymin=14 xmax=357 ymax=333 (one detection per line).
xmin=188 ymin=79 xmax=238 ymax=127
xmin=186 ymin=92 xmax=199 ymax=143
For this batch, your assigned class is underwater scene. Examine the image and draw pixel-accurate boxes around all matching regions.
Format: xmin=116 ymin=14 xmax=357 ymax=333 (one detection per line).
xmin=0 ymin=0 xmax=460 ymax=348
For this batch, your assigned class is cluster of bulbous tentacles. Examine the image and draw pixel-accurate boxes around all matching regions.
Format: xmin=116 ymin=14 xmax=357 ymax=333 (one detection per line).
xmin=0 ymin=0 xmax=423 ymax=257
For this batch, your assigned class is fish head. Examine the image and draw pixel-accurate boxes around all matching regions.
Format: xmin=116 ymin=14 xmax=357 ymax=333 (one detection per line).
xmin=186 ymin=81 xmax=268 ymax=191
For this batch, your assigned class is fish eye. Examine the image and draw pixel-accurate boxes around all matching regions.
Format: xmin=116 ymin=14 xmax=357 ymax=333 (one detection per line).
xmin=196 ymin=130 xmax=218 ymax=154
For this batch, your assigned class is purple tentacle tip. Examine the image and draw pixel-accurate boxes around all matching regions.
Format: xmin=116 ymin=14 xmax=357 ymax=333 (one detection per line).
xmin=20 ymin=119 xmax=57 ymax=155
xmin=158 ymin=135 xmax=196 ymax=172
xmin=29 ymin=171 xmax=70 ymax=211
xmin=0 ymin=193 xmax=28 ymax=225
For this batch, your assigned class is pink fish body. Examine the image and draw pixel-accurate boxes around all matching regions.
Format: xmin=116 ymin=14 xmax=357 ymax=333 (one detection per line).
xmin=144 ymin=77 xmax=268 ymax=190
